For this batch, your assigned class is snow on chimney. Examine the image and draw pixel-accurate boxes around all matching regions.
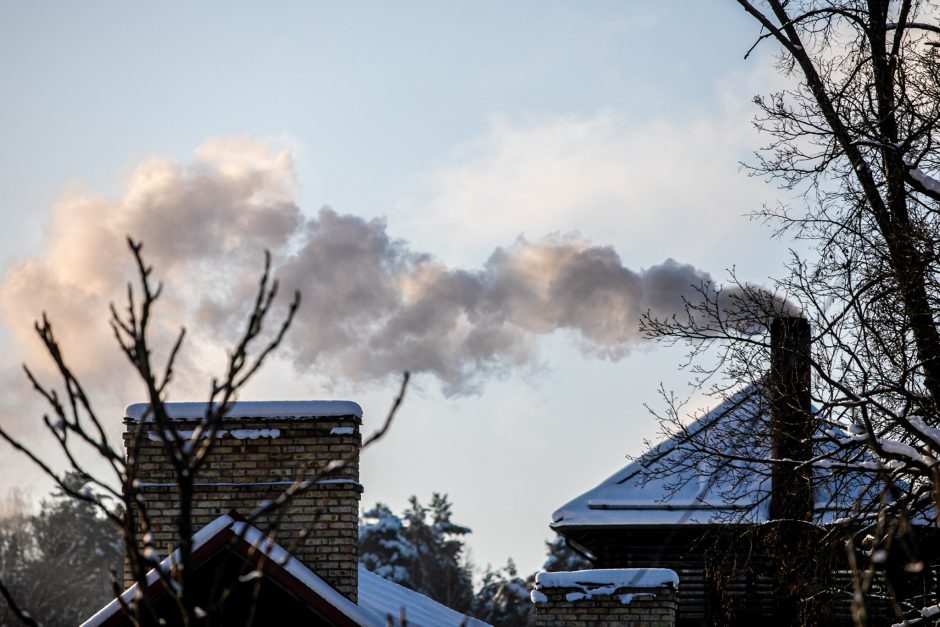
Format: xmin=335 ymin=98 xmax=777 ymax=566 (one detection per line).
xmin=531 ymin=569 xmax=678 ymax=626
xmin=769 ymin=316 xmax=813 ymax=523
xmin=123 ymin=400 xmax=363 ymax=601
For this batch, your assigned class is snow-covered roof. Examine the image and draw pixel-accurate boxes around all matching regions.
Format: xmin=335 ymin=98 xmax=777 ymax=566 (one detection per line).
xmin=81 ymin=514 xmax=373 ymax=627
xmin=82 ymin=514 xmax=488 ymax=627
xmin=359 ymin=566 xmax=488 ymax=626
xmin=551 ymin=385 xmax=877 ymax=529
xmin=83 ymin=516 xmax=237 ymax=627
xmin=125 ymin=400 xmax=363 ymax=422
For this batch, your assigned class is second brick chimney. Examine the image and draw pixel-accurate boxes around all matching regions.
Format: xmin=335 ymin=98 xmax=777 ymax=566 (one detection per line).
xmin=769 ymin=315 xmax=814 ymax=523
xmin=768 ymin=316 xmax=816 ymax=624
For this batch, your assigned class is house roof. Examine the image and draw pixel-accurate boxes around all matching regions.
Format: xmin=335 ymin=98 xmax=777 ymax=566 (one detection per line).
xmin=125 ymin=400 xmax=363 ymax=422
xmin=82 ymin=514 xmax=489 ymax=627
xmin=551 ymin=385 xmax=880 ymax=530
xmin=359 ymin=566 xmax=488 ymax=626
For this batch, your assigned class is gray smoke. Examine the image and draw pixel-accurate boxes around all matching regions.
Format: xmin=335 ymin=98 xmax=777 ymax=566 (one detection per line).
xmin=264 ymin=209 xmax=712 ymax=395
xmin=1 ymin=137 xmax=781 ymax=398
xmin=0 ymin=137 xmax=302 ymax=398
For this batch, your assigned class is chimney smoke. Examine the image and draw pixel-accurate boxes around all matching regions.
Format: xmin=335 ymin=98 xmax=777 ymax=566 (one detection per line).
xmin=0 ymin=137 xmax=795 ymax=398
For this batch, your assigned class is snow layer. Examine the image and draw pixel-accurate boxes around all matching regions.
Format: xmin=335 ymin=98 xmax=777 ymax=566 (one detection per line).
xmin=330 ymin=426 xmax=356 ymax=435
xmin=358 ymin=566 xmax=488 ymax=626
xmin=532 ymin=569 xmax=676 ymax=605
xmin=229 ymin=522 xmax=377 ymax=625
xmin=551 ymin=385 xmax=879 ymax=528
xmin=147 ymin=428 xmax=281 ymax=441
xmin=909 ymin=166 xmax=940 ymax=196
xmin=230 ymin=428 xmax=281 ymax=439
xmin=126 ymin=400 xmax=363 ymax=421
xmin=536 ymin=568 xmax=679 ymax=590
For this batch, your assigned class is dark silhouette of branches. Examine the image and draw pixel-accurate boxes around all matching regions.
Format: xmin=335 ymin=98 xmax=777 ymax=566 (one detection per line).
xmin=0 ymin=238 xmax=408 ymax=626
xmin=642 ymin=1 xmax=940 ymax=624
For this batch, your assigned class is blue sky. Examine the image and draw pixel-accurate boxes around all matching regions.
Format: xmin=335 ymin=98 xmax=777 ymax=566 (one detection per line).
xmin=0 ymin=3 xmax=794 ymax=577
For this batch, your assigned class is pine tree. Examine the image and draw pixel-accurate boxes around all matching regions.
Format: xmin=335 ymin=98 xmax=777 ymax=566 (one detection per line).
xmin=0 ymin=473 xmax=121 ymax=627
xmin=472 ymin=559 xmax=534 ymax=626
xmin=541 ymin=535 xmax=591 ymax=572
xmin=359 ymin=503 xmax=418 ymax=587
xmin=359 ymin=493 xmax=474 ymax=612
xmin=360 ymin=497 xmax=594 ymax=623
xmin=469 ymin=534 xmax=592 ymax=625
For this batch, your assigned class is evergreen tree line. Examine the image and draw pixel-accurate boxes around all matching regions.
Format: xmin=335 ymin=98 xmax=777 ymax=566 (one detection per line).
xmin=359 ymin=493 xmax=590 ymax=626
xmin=0 ymin=483 xmax=588 ymax=626
xmin=0 ymin=473 xmax=122 ymax=627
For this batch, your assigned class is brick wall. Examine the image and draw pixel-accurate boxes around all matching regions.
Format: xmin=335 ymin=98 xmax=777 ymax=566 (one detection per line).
xmin=125 ymin=413 xmax=361 ymax=601
xmin=533 ymin=570 xmax=678 ymax=627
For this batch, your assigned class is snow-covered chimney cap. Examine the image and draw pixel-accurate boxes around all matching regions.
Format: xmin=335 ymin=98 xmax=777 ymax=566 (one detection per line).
xmin=535 ymin=568 xmax=679 ymax=590
xmin=124 ymin=400 xmax=363 ymax=422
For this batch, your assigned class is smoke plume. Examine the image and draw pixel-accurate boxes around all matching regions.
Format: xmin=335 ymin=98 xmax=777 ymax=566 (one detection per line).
xmin=272 ymin=211 xmax=711 ymax=394
xmin=0 ymin=137 xmax=767 ymax=397
xmin=0 ymin=136 xmax=302 ymax=397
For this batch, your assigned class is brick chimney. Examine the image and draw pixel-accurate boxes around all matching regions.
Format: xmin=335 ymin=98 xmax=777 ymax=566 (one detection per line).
xmin=123 ymin=400 xmax=362 ymax=601
xmin=532 ymin=569 xmax=678 ymax=626
xmin=769 ymin=315 xmax=813 ymax=523
xmin=768 ymin=316 xmax=816 ymax=625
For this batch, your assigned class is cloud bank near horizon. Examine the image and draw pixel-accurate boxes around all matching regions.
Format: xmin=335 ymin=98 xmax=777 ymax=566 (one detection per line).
xmin=0 ymin=136 xmax=759 ymax=398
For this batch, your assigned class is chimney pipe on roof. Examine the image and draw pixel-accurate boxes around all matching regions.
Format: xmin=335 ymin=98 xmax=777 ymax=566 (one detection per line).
xmin=769 ymin=315 xmax=813 ymax=523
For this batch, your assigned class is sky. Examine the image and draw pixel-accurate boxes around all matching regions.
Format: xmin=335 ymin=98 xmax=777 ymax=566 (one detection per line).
xmin=0 ymin=2 xmax=795 ymax=577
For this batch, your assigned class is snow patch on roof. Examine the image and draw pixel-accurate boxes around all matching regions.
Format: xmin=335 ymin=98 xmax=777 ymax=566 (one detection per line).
xmin=551 ymin=385 xmax=878 ymax=528
xmin=358 ymin=566 xmax=489 ymax=627
xmin=126 ymin=400 xmax=363 ymax=421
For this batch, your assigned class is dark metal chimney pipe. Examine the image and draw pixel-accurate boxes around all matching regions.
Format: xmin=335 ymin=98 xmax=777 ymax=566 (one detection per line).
xmin=769 ymin=315 xmax=814 ymax=523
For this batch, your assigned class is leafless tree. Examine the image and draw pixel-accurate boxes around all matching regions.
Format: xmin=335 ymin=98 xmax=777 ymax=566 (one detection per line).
xmin=0 ymin=239 xmax=409 ymax=626
xmin=640 ymin=1 xmax=940 ymax=624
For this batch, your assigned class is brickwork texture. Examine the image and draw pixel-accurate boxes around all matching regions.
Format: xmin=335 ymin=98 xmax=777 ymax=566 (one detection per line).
xmin=124 ymin=416 xmax=362 ymax=601
xmin=534 ymin=584 xmax=677 ymax=627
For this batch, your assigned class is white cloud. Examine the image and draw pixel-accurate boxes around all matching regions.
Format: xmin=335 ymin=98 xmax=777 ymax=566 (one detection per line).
xmin=405 ymin=68 xmax=784 ymax=270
